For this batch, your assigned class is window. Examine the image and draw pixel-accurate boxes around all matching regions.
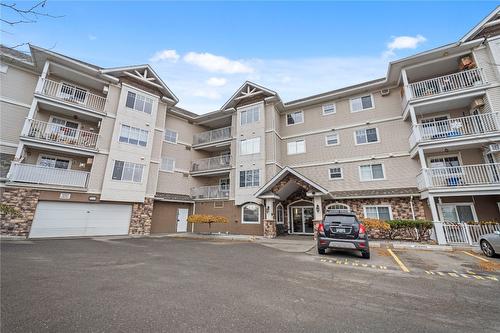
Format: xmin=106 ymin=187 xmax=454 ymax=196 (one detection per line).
xmin=240 ymin=137 xmax=260 ymax=155
xmin=240 ymin=106 xmax=260 ymax=125
xmin=364 ymin=206 xmax=392 ymax=220
xmin=58 ymin=82 xmax=88 ymax=104
xmin=287 ymin=139 xmax=306 ymax=155
xmin=164 ymin=129 xmax=178 ymax=143
xmin=242 ymin=203 xmax=260 ymax=224
xmin=276 ymin=204 xmax=284 ymax=224
xmin=326 ymin=203 xmax=350 ymax=212
xmin=160 ymin=157 xmax=175 ymax=172
xmin=429 ymin=156 xmax=460 ymax=168
xmin=119 ymin=125 xmax=148 ymax=147
xmin=125 ymin=91 xmax=153 ymax=114
xmin=359 ymin=164 xmax=385 ymax=181
xmin=355 ymin=128 xmax=379 ymax=144
xmin=329 ymin=167 xmax=343 ymax=180
xmin=286 ymin=111 xmax=304 ymax=125
xmin=239 ymin=169 xmax=259 ymax=187
xmin=219 ymin=177 xmax=230 ymax=190
xmin=322 ymin=103 xmax=336 ymax=115
xmin=350 ymin=95 xmax=374 ymax=112
xmin=325 ymin=133 xmax=339 ymax=146
xmin=48 ymin=117 xmax=80 ymax=138
xmin=38 ymin=156 xmax=70 ymax=169
xmin=0 ymin=64 xmax=8 ymax=73
xmin=439 ymin=204 xmax=477 ymax=223
xmin=112 ymin=160 xmax=144 ymax=182
xmin=421 ymin=116 xmax=450 ymax=138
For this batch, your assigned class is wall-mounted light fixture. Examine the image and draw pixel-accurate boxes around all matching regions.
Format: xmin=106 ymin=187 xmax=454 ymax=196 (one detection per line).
xmin=316 ymin=204 xmax=320 ymax=213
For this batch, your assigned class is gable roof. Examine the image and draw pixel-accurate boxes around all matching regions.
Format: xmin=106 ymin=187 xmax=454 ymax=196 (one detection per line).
xmin=101 ymin=64 xmax=179 ymax=103
xmin=221 ymin=81 xmax=280 ymax=110
xmin=460 ymin=6 xmax=500 ymax=43
xmin=254 ymin=166 xmax=329 ymax=198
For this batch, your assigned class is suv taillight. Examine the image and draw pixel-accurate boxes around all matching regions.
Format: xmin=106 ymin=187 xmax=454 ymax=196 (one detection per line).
xmin=359 ymin=223 xmax=366 ymax=236
xmin=318 ymin=223 xmax=325 ymax=235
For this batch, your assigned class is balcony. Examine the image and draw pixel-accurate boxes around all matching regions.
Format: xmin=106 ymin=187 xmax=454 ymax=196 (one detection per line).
xmin=417 ymin=163 xmax=500 ymax=191
xmin=23 ymin=119 xmax=99 ymax=150
xmin=37 ymin=78 xmax=107 ymax=113
xmin=8 ymin=162 xmax=89 ymax=188
xmin=409 ymin=112 xmax=500 ymax=148
xmin=191 ymin=185 xmax=229 ymax=200
xmin=193 ymin=126 xmax=231 ymax=147
xmin=190 ymin=155 xmax=231 ymax=175
xmin=407 ymin=68 xmax=486 ymax=100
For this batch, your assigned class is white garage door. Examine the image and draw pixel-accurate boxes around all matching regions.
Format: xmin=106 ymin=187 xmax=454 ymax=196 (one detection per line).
xmin=30 ymin=202 xmax=132 ymax=238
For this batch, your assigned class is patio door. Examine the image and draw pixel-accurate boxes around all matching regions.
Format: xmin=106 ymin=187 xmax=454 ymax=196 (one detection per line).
xmin=291 ymin=206 xmax=314 ymax=234
xmin=439 ymin=204 xmax=478 ymax=223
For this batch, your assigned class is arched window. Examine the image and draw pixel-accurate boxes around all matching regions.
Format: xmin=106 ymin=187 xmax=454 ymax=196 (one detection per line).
xmin=276 ymin=204 xmax=284 ymax=224
xmin=242 ymin=203 xmax=261 ymax=224
xmin=325 ymin=203 xmax=350 ymax=212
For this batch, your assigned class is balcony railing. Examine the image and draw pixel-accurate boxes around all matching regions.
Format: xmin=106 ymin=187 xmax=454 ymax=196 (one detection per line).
xmin=407 ymin=68 xmax=486 ymax=100
xmin=193 ymin=126 xmax=231 ymax=146
xmin=409 ymin=112 xmax=500 ymax=147
xmin=418 ymin=163 xmax=500 ymax=190
xmin=24 ymin=119 xmax=99 ymax=149
xmin=190 ymin=185 xmax=229 ymax=200
xmin=191 ymin=155 xmax=231 ymax=173
xmin=8 ymin=162 xmax=89 ymax=188
xmin=38 ymin=78 xmax=107 ymax=113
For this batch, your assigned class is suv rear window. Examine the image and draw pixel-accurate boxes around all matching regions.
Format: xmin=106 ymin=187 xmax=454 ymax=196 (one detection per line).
xmin=323 ymin=215 xmax=358 ymax=225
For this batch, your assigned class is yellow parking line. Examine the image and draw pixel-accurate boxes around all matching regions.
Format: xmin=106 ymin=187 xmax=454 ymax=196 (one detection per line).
xmin=462 ymin=251 xmax=490 ymax=263
xmin=387 ymin=249 xmax=410 ymax=273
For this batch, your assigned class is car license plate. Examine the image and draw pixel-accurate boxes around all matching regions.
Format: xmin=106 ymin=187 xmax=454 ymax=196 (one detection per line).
xmin=329 ymin=241 xmax=356 ymax=249
xmin=336 ymin=228 xmax=346 ymax=233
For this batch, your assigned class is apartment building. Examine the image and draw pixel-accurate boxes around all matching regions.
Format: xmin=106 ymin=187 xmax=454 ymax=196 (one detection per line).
xmin=1 ymin=8 xmax=499 ymax=241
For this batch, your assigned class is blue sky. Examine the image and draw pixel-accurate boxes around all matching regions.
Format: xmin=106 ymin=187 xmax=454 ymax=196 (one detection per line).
xmin=2 ymin=1 xmax=497 ymax=113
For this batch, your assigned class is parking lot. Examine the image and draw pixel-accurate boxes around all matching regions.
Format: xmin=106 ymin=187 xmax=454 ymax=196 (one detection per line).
xmin=2 ymin=237 xmax=500 ymax=332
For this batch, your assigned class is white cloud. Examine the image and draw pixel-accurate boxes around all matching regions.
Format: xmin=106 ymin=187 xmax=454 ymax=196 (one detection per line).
xmin=206 ymin=77 xmax=227 ymax=87
xmin=150 ymin=49 xmax=180 ymax=63
xmin=183 ymin=52 xmax=254 ymax=74
xmin=193 ymin=89 xmax=221 ymax=100
xmin=88 ymin=34 xmax=97 ymax=41
xmin=384 ymin=34 xmax=426 ymax=57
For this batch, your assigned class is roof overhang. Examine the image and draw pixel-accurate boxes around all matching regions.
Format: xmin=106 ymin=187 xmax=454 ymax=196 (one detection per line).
xmin=255 ymin=166 xmax=329 ymax=199
xmin=221 ymin=81 xmax=280 ymax=110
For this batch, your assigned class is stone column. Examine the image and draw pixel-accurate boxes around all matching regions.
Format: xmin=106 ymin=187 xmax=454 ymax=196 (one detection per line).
xmin=263 ymin=198 xmax=276 ymax=238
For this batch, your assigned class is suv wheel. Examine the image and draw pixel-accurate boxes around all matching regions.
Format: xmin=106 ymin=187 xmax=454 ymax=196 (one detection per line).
xmin=318 ymin=248 xmax=326 ymax=255
xmin=361 ymin=251 xmax=370 ymax=259
xmin=480 ymin=240 xmax=495 ymax=257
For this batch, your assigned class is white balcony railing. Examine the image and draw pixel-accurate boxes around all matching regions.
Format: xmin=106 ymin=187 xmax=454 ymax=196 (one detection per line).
xmin=409 ymin=112 xmax=500 ymax=147
xmin=38 ymin=78 xmax=107 ymax=113
xmin=193 ymin=126 xmax=231 ymax=146
xmin=191 ymin=155 xmax=231 ymax=173
xmin=407 ymin=68 xmax=486 ymax=100
xmin=191 ymin=185 xmax=230 ymax=200
xmin=418 ymin=163 xmax=500 ymax=190
xmin=24 ymin=119 xmax=99 ymax=149
xmin=8 ymin=162 xmax=89 ymax=188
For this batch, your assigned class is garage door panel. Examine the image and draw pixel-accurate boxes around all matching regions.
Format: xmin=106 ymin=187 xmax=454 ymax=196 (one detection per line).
xmin=30 ymin=202 xmax=132 ymax=238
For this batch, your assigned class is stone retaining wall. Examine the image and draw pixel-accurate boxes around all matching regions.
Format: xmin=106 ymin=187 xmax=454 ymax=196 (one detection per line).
xmin=129 ymin=198 xmax=154 ymax=235
xmin=1 ymin=187 xmax=40 ymax=237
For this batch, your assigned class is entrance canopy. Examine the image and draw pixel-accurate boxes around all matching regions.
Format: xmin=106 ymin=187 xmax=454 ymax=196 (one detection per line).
xmin=255 ymin=167 xmax=329 ymax=200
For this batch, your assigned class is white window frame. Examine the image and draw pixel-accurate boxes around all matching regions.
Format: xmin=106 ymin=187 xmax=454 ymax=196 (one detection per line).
xmin=111 ymin=160 xmax=144 ymax=183
xmin=57 ymin=81 xmax=89 ymax=105
xmin=240 ymin=137 xmax=260 ymax=155
xmin=276 ymin=203 xmax=284 ymax=224
xmin=119 ymin=124 xmax=149 ymax=147
xmin=350 ymin=94 xmax=375 ymax=113
xmin=326 ymin=203 xmax=350 ymax=212
xmin=239 ymin=169 xmax=260 ymax=188
xmin=286 ymin=110 xmax=304 ymax=126
xmin=427 ymin=153 xmax=463 ymax=168
xmin=241 ymin=203 xmax=261 ymax=224
xmin=37 ymin=154 xmax=72 ymax=169
xmin=325 ymin=133 xmax=339 ymax=146
xmin=328 ymin=167 xmax=343 ymax=180
xmin=160 ymin=157 xmax=176 ymax=173
xmin=363 ymin=205 xmax=393 ymax=220
xmin=164 ymin=129 xmax=178 ymax=144
xmin=437 ymin=203 xmax=478 ymax=223
xmin=287 ymin=139 xmax=306 ymax=155
xmin=354 ymin=127 xmax=379 ymax=145
xmin=359 ymin=163 xmax=386 ymax=181
xmin=125 ymin=90 xmax=153 ymax=114
xmin=46 ymin=115 xmax=81 ymax=139
xmin=0 ymin=64 xmax=8 ymax=74
xmin=322 ymin=103 xmax=336 ymax=115
xmin=240 ymin=106 xmax=260 ymax=126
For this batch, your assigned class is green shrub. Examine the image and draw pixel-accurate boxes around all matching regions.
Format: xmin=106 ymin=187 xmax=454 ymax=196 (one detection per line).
xmin=0 ymin=203 xmax=21 ymax=218
xmin=387 ymin=219 xmax=433 ymax=240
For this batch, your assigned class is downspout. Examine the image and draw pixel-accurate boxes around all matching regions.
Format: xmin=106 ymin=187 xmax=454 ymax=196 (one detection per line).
xmin=410 ymin=195 xmax=416 ymax=220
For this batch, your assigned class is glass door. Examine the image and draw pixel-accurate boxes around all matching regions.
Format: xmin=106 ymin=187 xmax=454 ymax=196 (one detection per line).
xmin=292 ymin=207 xmax=303 ymax=233
xmin=440 ymin=204 xmax=477 ymax=223
xmin=291 ymin=206 xmax=314 ymax=234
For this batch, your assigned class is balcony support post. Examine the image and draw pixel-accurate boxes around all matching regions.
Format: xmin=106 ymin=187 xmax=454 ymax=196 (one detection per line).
xmin=417 ymin=148 xmax=427 ymax=169
xmin=428 ymin=195 xmax=447 ymax=245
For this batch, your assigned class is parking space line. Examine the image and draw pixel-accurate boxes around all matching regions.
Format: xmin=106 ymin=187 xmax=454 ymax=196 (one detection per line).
xmin=461 ymin=251 xmax=490 ymax=263
xmin=387 ymin=249 xmax=410 ymax=273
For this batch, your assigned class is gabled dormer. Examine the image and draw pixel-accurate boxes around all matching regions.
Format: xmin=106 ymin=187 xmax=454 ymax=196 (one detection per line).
xmin=221 ymin=81 xmax=280 ymax=110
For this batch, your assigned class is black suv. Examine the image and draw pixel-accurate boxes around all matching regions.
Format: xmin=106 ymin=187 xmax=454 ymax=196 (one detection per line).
xmin=317 ymin=210 xmax=370 ymax=259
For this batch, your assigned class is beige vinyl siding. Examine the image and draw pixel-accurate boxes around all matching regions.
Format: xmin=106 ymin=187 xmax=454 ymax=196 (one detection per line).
xmin=473 ymin=46 xmax=499 ymax=83
xmin=104 ymin=85 xmax=121 ymax=116
xmin=279 ymin=89 xmax=401 ymax=138
xmin=146 ymin=162 xmax=160 ymax=196
xmin=87 ymin=154 xmax=108 ymax=193
xmin=426 ymin=148 xmax=485 ymax=166
xmin=485 ymin=86 xmax=500 ymax=114
xmin=295 ymin=156 xmax=420 ymax=191
xmin=0 ymin=64 xmax=37 ymax=105
xmin=0 ymin=102 xmax=28 ymax=144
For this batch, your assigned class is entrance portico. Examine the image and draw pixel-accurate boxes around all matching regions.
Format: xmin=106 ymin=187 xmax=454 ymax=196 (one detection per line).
xmin=255 ymin=167 xmax=329 ymax=237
